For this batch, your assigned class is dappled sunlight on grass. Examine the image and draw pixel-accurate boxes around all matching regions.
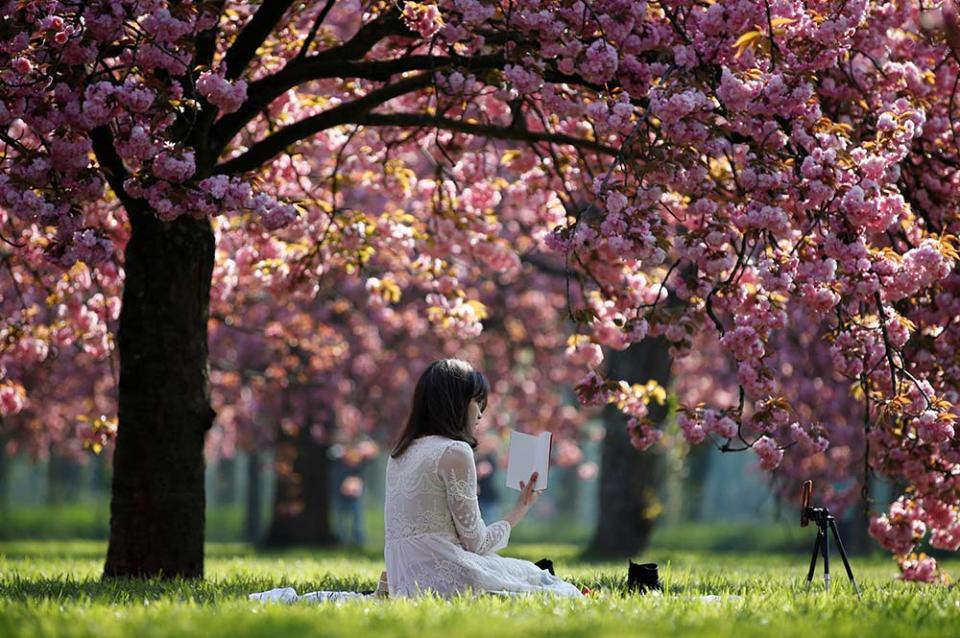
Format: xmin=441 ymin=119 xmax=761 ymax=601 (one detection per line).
xmin=1 ymin=541 xmax=958 ymax=638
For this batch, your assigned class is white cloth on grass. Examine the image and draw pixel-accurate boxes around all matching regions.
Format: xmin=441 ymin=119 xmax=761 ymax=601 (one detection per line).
xmin=248 ymin=587 xmax=368 ymax=603
xmin=384 ymin=434 xmax=582 ymax=598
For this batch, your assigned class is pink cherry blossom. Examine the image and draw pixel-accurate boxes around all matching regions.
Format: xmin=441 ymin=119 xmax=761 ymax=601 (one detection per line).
xmin=196 ymin=70 xmax=248 ymax=114
xmin=753 ymin=436 xmax=784 ymax=471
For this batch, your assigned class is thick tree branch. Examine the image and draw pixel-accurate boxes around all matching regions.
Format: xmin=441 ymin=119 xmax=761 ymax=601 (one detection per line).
xmin=214 ymin=73 xmax=434 ymax=175
xmin=297 ymin=0 xmax=339 ymax=58
xmin=520 ymin=253 xmax=570 ymax=278
xmin=222 ymin=0 xmax=297 ymax=80
xmin=191 ymin=0 xmax=227 ymax=168
xmin=308 ymin=10 xmax=410 ymax=63
xmin=90 ymin=126 xmax=141 ymax=215
xmin=210 ymin=52 xmax=504 ymax=154
xmin=211 ymin=10 xmax=415 ymax=154
xmin=193 ymin=0 xmax=226 ymax=71
xmin=356 ymin=113 xmax=618 ymax=156
xmin=217 ymin=89 xmax=618 ymax=176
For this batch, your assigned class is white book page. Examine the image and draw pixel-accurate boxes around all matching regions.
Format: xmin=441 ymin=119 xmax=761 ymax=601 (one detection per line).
xmin=505 ymin=431 xmax=551 ymax=491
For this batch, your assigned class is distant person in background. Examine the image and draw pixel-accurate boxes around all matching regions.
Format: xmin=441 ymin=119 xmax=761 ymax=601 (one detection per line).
xmin=335 ymin=472 xmax=365 ymax=546
xmin=330 ymin=440 xmax=379 ymax=546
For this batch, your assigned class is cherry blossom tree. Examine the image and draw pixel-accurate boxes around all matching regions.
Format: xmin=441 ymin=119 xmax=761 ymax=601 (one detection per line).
xmin=6 ymin=0 xmax=960 ymax=582
xmin=550 ymin=1 xmax=960 ymax=581
xmin=0 ymin=0 xmax=617 ymax=578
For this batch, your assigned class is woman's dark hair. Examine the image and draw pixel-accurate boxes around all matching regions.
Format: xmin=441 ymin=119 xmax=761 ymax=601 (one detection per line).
xmin=391 ymin=358 xmax=490 ymax=457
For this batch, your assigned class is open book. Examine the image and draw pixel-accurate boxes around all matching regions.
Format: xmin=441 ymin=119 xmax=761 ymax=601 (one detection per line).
xmin=505 ymin=430 xmax=552 ymax=491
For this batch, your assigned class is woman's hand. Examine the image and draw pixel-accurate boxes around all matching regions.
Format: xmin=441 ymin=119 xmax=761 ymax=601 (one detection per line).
xmin=505 ymin=471 xmax=540 ymax=528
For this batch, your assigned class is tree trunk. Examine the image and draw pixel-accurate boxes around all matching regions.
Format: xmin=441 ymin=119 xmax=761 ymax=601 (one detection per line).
xmin=103 ymin=213 xmax=216 ymax=579
xmin=245 ymin=451 xmax=262 ymax=544
xmin=588 ymin=336 xmax=672 ymax=557
xmin=262 ymin=418 xmax=337 ymax=547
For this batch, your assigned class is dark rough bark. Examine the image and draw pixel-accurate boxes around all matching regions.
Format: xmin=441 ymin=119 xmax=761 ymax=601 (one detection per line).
xmin=245 ymin=451 xmax=262 ymax=544
xmin=588 ymin=336 xmax=672 ymax=557
xmin=262 ymin=419 xmax=337 ymax=547
xmin=103 ymin=212 xmax=216 ymax=579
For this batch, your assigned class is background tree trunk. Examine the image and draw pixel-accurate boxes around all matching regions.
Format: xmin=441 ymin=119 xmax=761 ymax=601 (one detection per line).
xmin=245 ymin=451 xmax=262 ymax=544
xmin=47 ymin=454 xmax=82 ymax=505
xmin=588 ymin=336 xmax=673 ymax=557
xmin=0 ymin=429 xmax=7 ymax=511
xmin=262 ymin=415 xmax=337 ymax=547
xmin=92 ymin=452 xmax=112 ymax=493
xmin=680 ymin=444 xmax=712 ymax=521
xmin=214 ymin=457 xmax=236 ymax=505
xmin=103 ymin=212 xmax=216 ymax=579
xmin=837 ymin=475 xmax=875 ymax=555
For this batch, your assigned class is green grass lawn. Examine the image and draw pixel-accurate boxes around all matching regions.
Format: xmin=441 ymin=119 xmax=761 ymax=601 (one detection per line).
xmin=1 ymin=541 xmax=959 ymax=637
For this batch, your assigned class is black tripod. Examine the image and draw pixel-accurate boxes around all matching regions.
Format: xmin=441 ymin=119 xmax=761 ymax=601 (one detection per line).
xmin=804 ymin=506 xmax=861 ymax=598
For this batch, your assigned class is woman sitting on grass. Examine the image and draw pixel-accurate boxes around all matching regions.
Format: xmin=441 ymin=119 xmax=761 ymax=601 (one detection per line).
xmin=250 ymin=358 xmax=581 ymax=602
xmin=383 ymin=358 xmax=581 ymax=598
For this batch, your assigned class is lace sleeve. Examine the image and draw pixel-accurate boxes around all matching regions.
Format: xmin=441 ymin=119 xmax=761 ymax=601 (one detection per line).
xmin=437 ymin=442 xmax=511 ymax=555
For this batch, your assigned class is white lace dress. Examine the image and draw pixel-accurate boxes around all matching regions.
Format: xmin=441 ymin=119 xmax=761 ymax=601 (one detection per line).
xmin=384 ymin=434 xmax=582 ymax=598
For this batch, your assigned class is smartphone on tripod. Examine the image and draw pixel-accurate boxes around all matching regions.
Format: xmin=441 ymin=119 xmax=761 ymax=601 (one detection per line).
xmin=800 ymin=480 xmax=812 ymax=527
xmin=801 ymin=480 xmax=861 ymax=597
